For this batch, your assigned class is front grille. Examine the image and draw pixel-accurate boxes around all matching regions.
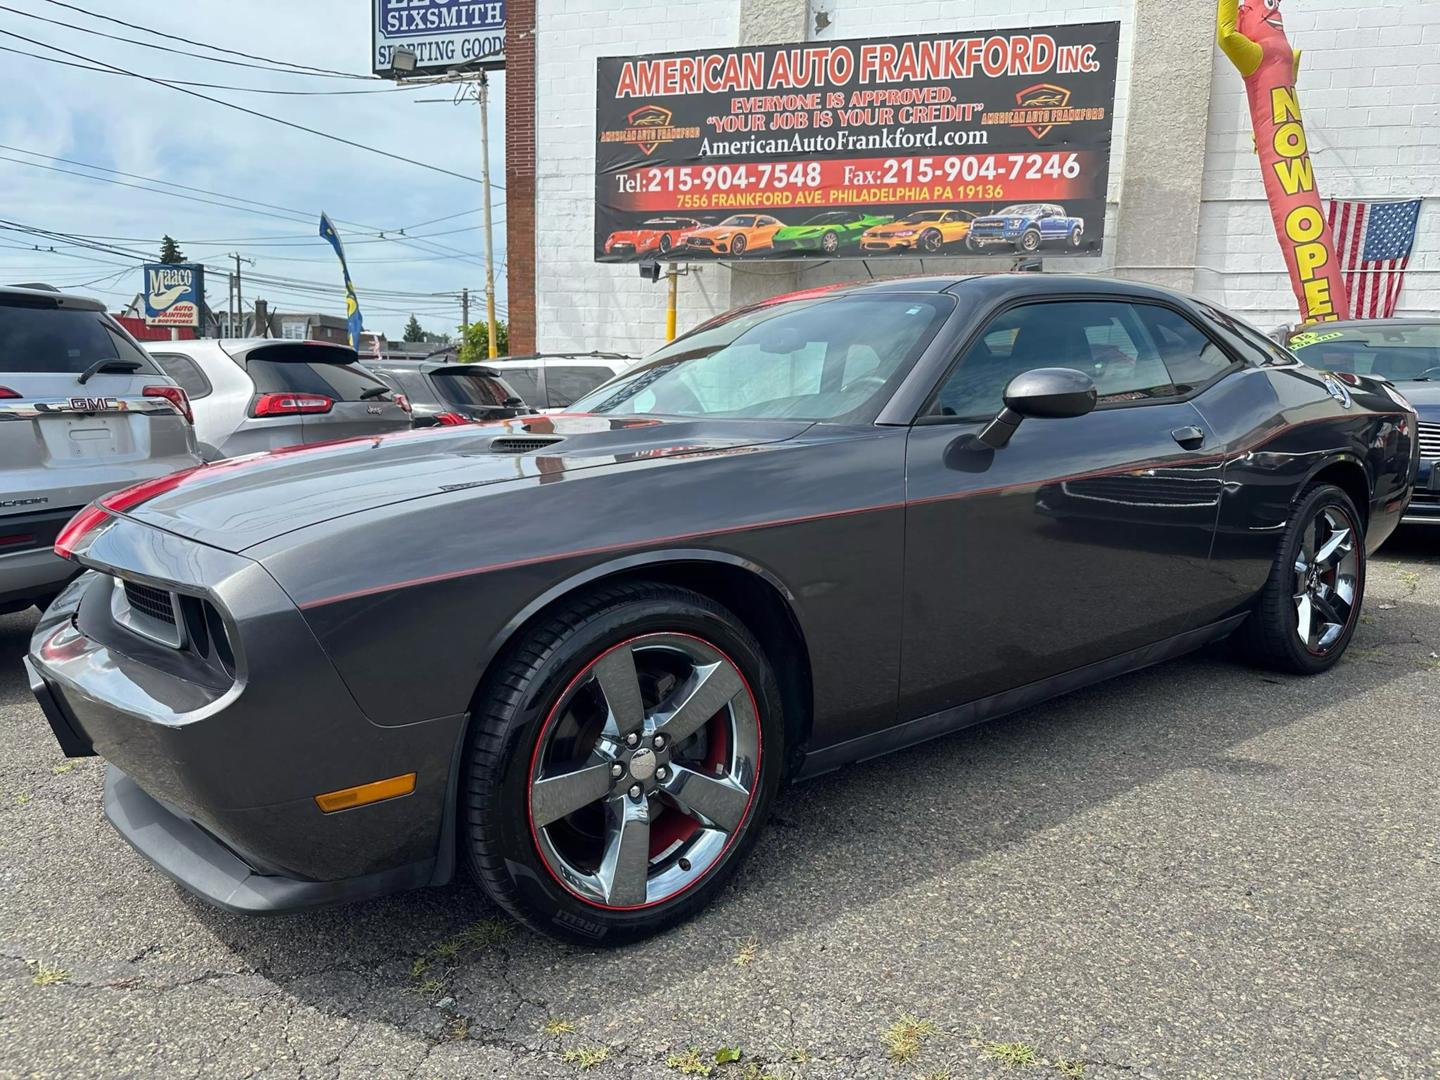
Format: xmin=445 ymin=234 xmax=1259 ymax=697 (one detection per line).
xmin=123 ymin=581 xmax=176 ymax=627
xmin=1418 ymin=421 xmax=1440 ymax=460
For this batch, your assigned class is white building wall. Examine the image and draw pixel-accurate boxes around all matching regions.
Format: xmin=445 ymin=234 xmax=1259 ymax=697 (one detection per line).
xmin=534 ymin=0 xmax=1438 ymax=356
xmin=533 ymin=0 xmax=742 ymax=356
xmin=1196 ymin=0 xmax=1440 ymax=328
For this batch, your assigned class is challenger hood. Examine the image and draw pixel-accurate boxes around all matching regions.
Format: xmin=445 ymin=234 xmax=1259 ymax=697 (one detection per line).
xmin=114 ymin=414 xmax=811 ymax=553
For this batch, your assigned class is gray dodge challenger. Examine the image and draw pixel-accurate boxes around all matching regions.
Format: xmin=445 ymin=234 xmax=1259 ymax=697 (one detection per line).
xmin=26 ymin=274 xmax=1419 ymax=944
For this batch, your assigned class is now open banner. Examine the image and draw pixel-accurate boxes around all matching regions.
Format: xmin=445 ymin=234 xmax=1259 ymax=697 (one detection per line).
xmin=594 ymin=22 xmax=1119 ymax=264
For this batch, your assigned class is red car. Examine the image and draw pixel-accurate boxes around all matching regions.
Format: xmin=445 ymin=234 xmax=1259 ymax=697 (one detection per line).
xmin=603 ymin=217 xmax=702 ymax=258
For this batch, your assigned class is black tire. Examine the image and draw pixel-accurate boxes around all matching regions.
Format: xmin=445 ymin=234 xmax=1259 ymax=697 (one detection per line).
xmin=965 ymin=235 xmax=980 ymax=253
xmin=730 ymin=234 xmax=747 ymax=255
xmin=1232 ymin=483 xmax=1366 ymax=674
xmin=919 ymin=228 xmax=943 ymax=253
xmin=659 ymin=233 xmax=672 ymax=254
xmin=1068 ymin=226 xmax=1083 ymax=249
xmin=1018 ymin=229 xmax=1042 ymax=253
xmin=462 ymin=581 xmax=784 ymax=945
xmin=821 ymin=230 xmax=840 ymax=255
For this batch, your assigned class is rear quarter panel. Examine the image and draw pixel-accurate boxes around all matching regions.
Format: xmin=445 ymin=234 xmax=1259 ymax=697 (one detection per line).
xmin=254 ymin=429 xmax=910 ymax=755
xmin=1193 ymin=364 xmax=1416 ymax=618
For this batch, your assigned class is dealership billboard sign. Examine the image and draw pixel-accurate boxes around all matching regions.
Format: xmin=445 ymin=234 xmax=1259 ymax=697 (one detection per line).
xmin=595 ymin=22 xmax=1119 ymax=263
xmin=373 ymin=0 xmax=505 ymax=76
xmin=142 ymin=263 xmax=203 ymax=328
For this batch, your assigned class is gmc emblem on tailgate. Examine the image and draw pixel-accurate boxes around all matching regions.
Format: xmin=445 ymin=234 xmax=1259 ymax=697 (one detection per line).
xmin=68 ymin=396 xmax=121 ymax=412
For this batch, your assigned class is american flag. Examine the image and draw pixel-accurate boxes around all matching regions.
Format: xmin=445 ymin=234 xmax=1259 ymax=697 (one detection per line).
xmin=1326 ymin=199 xmax=1423 ymax=319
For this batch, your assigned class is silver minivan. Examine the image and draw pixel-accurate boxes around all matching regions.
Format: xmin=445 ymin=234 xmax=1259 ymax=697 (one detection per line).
xmin=146 ymin=339 xmax=412 ymax=459
xmin=0 ymin=285 xmax=201 ymax=613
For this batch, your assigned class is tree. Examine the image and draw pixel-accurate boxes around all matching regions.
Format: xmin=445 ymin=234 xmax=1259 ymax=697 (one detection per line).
xmin=457 ymin=318 xmax=508 ymax=363
xmin=402 ymin=314 xmax=425 ymax=342
xmin=158 ymin=235 xmax=186 ymax=263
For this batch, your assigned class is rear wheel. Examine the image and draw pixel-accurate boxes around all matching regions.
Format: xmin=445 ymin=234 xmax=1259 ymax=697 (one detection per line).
xmin=462 ymin=582 xmax=783 ymax=945
xmin=1233 ymin=483 xmax=1366 ymax=674
xmin=821 ymin=231 xmax=840 ymax=255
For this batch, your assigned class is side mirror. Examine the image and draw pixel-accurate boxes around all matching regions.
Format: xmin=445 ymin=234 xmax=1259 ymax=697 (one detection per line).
xmin=976 ymin=367 xmax=1097 ymax=449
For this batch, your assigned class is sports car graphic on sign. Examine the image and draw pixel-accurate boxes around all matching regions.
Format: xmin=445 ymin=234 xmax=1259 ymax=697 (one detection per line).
xmin=860 ymin=210 xmax=976 ymax=253
xmin=967 ymin=204 xmax=1086 ymax=253
xmin=603 ymin=217 xmax=704 ymax=258
xmin=771 ymin=211 xmax=893 ymax=254
xmin=682 ymin=214 xmax=785 ymax=256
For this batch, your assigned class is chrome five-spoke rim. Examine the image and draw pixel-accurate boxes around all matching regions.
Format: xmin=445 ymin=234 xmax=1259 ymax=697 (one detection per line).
xmin=528 ymin=634 xmax=760 ymax=909
xmin=1294 ymin=505 xmax=1360 ymax=655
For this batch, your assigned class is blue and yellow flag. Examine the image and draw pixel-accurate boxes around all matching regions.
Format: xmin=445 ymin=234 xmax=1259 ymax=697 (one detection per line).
xmin=318 ymin=212 xmax=363 ymax=349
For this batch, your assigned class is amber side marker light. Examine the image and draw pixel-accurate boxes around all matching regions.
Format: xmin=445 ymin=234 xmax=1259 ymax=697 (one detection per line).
xmin=314 ymin=772 xmax=416 ymax=814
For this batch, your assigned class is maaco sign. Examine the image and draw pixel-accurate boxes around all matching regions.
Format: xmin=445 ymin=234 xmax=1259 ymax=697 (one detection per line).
xmin=142 ymin=263 xmax=203 ymax=328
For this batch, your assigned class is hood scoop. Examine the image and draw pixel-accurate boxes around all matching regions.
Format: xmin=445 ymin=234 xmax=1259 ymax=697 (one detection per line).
xmin=488 ymin=434 xmax=565 ymax=454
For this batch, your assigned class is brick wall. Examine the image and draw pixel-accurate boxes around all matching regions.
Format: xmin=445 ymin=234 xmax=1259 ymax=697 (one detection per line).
xmin=505 ymin=0 xmax=538 ymax=354
xmin=1196 ymin=0 xmax=1440 ymax=328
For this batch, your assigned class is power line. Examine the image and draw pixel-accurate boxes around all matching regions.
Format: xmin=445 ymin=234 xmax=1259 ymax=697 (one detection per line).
xmin=0 ymin=42 xmax=424 ymax=95
xmin=0 ymin=27 xmax=493 ymax=189
xmin=0 ymin=146 xmax=502 ymax=267
xmin=35 ymin=0 xmax=372 ymax=79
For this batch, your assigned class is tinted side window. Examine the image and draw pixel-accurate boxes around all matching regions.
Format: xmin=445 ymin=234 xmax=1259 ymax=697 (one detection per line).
xmin=546 ymin=366 xmax=614 ymax=408
xmin=499 ymin=366 xmax=540 ymax=405
xmin=934 ymin=300 xmax=1182 ymax=419
xmin=150 ymin=353 xmax=213 ymax=398
xmin=0 ymin=302 xmax=158 ymax=374
xmin=435 ymin=371 xmax=510 ymax=407
xmin=1135 ymin=306 xmax=1236 ymax=392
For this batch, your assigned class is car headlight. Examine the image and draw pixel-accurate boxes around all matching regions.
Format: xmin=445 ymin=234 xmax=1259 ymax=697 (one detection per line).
xmin=1009 ymin=218 xmax=1023 ymax=228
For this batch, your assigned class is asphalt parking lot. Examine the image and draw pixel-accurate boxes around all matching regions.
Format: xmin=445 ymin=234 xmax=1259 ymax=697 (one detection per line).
xmin=1 ymin=535 xmax=1437 ymax=1080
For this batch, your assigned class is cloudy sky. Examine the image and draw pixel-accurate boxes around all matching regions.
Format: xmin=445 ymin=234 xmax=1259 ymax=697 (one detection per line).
xmin=0 ymin=0 xmax=505 ymax=338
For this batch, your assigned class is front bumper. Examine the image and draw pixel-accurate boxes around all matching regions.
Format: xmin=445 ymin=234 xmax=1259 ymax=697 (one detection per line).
xmin=1404 ymin=459 xmax=1439 ymax=523
xmin=26 ymin=518 xmax=465 ymax=910
xmin=102 ymin=765 xmax=434 ymax=914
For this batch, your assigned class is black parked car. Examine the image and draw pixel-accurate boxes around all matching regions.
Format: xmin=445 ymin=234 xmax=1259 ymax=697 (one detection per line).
xmin=367 ymin=357 xmax=534 ymax=426
xmin=26 ymin=275 xmax=1419 ymax=944
xmin=1282 ymin=319 xmax=1439 ymax=525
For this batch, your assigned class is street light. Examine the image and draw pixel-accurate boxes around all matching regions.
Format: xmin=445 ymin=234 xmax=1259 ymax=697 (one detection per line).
xmin=390 ymin=48 xmax=418 ymax=77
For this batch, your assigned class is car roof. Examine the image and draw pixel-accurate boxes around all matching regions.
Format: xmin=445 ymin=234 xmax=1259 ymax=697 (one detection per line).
xmin=1289 ymin=318 xmax=1440 ymax=334
xmin=0 ymin=282 xmax=107 ymax=312
xmin=370 ymin=358 xmax=502 ymax=376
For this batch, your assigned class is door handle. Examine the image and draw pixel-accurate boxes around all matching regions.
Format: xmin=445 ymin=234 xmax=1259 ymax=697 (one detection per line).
xmin=1171 ymin=426 xmax=1206 ymax=450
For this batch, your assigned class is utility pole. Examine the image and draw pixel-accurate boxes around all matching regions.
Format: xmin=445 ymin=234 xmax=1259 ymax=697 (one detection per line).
xmin=227 ymin=273 xmax=236 ymax=337
xmin=477 ymin=72 xmax=498 ymax=359
xmin=229 ymin=253 xmax=254 ymax=335
xmin=461 ymin=286 xmax=470 ymax=332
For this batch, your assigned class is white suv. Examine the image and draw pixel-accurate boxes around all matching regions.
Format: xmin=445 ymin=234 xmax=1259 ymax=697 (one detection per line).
xmin=0 ymin=285 xmax=201 ymax=614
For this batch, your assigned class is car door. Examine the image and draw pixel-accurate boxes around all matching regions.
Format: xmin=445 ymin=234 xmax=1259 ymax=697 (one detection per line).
xmin=899 ymin=297 xmax=1236 ymax=721
xmin=1040 ymin=208 xmax=1069 ymax=242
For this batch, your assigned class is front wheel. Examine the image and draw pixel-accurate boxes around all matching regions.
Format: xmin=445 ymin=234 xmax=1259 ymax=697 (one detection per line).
xmin=1232 ymin=483 xmax=1366 ymax=674
xmin=730 ymin=234 xmax=748 ymax=255
xmin=919 ymin=228 xmax=943 ymax=253
xmin=462 ymin=582 xmax=783 ymax=945
xmin=1018 ymin=229 xmax=1042 ymax=253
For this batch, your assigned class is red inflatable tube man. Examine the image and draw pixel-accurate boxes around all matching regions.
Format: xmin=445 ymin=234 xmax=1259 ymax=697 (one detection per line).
xmin=1217 ymin=0 xmax=1349 ymax=322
